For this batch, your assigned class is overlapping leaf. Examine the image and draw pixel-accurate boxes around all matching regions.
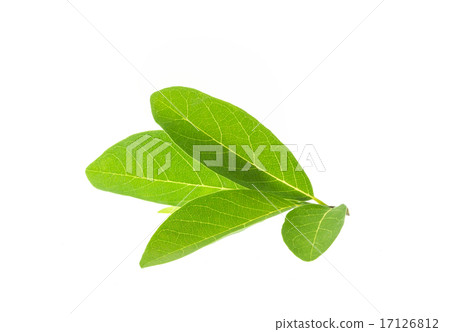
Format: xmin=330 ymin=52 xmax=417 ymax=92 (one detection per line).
xmin=282 ymin=204 xmax=347 ymax=261
xmin=140 ymin=190 xmax=298 ymax=267
xmin=86 ymin=130 xmax=244 ymax=206
xmin=151 ymin=87 xmax=316 ymax=202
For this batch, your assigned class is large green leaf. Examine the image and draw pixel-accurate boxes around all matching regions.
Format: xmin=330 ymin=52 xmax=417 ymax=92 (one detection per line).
xmin=281 ymin=204 xmax=347 ymax=261
xmin=86 ymin=131 xmax=244 ymax=206
xmin=140 ymin=190 xmax=298 ymax=267
xmin=150 ymin=87 xmax=317 ymax=202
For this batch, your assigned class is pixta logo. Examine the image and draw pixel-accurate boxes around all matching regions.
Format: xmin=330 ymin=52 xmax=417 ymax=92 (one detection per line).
xmin=191 ymin=144 xmax=326 ymax=172
xmin=126 ymin=135 xmax=171 ymax=180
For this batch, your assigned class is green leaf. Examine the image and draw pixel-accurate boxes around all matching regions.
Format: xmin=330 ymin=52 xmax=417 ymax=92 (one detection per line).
xmin=140 ymin=190 xmax=298 ymax=267
xmin=281 ymin=204 xmax=347 ymax=262
xmin=86 ymin=131 xmax=244 ymax=206
xmin=150 ymin=87 xmax=317 ymax=202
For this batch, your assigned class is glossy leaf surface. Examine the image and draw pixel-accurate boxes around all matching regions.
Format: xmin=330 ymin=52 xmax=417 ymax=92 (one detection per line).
xmin=140 ymin=190 xmax=298 ymax=267
xmin=86 ymin=131 xmax=243 ymax=206
xmin=282 ymin=204 xmax=347 ymax=261
xmin=151 ymin=87 xmax=314 ymax=201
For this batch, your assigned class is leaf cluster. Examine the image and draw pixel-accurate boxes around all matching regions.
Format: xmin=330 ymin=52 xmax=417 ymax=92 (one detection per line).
xmin=86 ymin=87 xmax=348 ymax=267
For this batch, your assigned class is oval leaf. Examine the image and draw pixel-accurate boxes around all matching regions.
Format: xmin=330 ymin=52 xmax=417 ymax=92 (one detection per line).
xmin=86 ymin=131 xmax=244 ymax=206
xmin=140 ymin=190 xmax=298 ymax=267
xmin=282 ymin=204 xmax=347 ymax=261
xmin=151 ymin=87 xmax=315 ymax=202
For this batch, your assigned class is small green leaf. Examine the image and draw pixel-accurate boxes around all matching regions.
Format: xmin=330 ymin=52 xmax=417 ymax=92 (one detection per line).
xmin=140 ymin=190 xmax=298 ymax=267
xmin=151 ymin=87 xmax=317 ymax=202
xmin=158 ymin=206 xmax=180 ymax=214
xmin=86 ymin=131 xmax=244 ymax=206
xmin=282 ymin=204 xmax=347 ymax=262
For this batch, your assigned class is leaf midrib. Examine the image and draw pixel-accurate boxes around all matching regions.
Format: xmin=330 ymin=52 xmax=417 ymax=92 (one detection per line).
xmin=309 ymin=208 xmax=333 ymax=259
xmin=86 ymin=169 xmax=237 ymax=191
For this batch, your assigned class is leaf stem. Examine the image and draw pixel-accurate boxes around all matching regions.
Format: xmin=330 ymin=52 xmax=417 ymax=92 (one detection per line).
xmin=311 ymin=196 xmax=327 ymax=206
xmin=311 ymin=197 xmax=350 ymax=216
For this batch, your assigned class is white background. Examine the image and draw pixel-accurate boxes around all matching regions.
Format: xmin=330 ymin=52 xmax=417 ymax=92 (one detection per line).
xmin=1 ymin=1 xmax=449 ymax=331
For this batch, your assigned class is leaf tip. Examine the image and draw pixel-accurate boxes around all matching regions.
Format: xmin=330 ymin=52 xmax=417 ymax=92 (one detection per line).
xmin=139 ymin=257 xmax=150 ymax=269
xmin=85 ymin=162 xmax=95 ymax=184
xmin=157 ymin=206 xmax=181 ymax=214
